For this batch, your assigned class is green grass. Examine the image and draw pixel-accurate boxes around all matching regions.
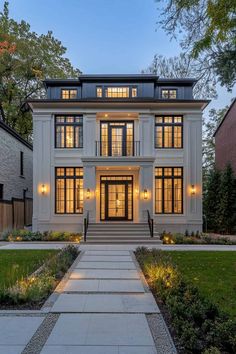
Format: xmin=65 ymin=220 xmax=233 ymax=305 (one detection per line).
xmin=167 ymin=251 xmax=236 ymax=318
xmin=0 ymin=250 xmax=59 ymax=288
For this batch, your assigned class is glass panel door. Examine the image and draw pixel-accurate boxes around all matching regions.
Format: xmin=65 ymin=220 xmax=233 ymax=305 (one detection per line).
xmin=111 ymin=127 xmax=123 ymax=156
xmin=107 ymin=184 xmax=126 ymax=218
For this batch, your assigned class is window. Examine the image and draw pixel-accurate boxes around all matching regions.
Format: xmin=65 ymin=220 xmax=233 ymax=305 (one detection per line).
xmin=61 ymin=89 xmax=77 ymax=99
xmin=0 ymin=184 xmax=3 ymax=200
xmin=132 ymin=87 xmax=137 ymax=97
xmin=55 ymin=167 xmax=83 ymax=214
xmin=155 ymin=116 xmax=183 ymax=148
xmin=20 ymin=151 xmax=24 ymax=176
xmin=155 ymin=167 xmax=183 ymax=214
xmin=96 ymin=87 xmax=102 ymax=98
xmin=161 ymin=89 xmax=177 ymax=99
xmin=55 ymin=116 xmax=83 ymax=148
xmin=105 ymin=87 xmax=129 ymax=98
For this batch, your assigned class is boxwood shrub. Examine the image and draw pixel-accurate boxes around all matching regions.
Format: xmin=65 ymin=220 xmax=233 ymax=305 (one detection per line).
xmin=2 ymin=229 xmax=81 ymax=242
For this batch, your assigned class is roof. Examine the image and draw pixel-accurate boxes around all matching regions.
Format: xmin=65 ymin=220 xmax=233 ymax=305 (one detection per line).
xmin=0 ymin=120 xmax=33 ymax=150
xmin=213 ymin=98 xmax=236 ymax=137
xmin=43 ymin=74 xmax=197 ymax=87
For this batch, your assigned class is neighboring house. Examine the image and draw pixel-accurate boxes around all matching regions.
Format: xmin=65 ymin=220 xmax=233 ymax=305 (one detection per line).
xmin=213 ymin=98 xmax=236 ymax=174
xmin=29 ymin=74 xmax=208 ymax=234
xmin=0 ymin=112 xmax=33 ymax=201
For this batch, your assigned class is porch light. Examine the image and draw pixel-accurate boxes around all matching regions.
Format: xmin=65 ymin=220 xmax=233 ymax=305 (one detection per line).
xmin=86 ymin=188 xmax=91 ymax=199
xmin=191 ymin=184 xmax=196 ymax=196
xmin=144 ymin=189 xmax=148 ymax=200
xmin=41 ymin=184 xmax=46 ymax=195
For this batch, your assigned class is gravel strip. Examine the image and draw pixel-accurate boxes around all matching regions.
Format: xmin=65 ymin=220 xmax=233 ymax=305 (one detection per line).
xmin=147 ymin=313 xmax=177 ymax=354
xmin=22 ymin=313 xmax=59 ymax=354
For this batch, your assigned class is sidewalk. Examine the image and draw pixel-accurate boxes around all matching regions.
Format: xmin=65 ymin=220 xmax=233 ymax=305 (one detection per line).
xmin=39 ymin=249 xmax=176 ymax=353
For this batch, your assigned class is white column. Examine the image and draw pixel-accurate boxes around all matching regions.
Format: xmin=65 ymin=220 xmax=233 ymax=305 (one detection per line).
xmin=83 ymin=114 xmax=96 ymax=156
xmin=83 ymin=165 xmax=96 ymax=222
xmin=139 ymin=114 xmax=155 ymax=156
xmin=139 ymin=164 xmax=154 ymax=221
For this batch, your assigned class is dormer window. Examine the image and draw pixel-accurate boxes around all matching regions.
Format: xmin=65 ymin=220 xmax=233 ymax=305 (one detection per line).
xmin=96 ymin=86 xmax=138 ymax=98
xmin=161 ymin=89 xmax=177 ymax=99
xmin=61 ymin=89 xmax=77 ymax=99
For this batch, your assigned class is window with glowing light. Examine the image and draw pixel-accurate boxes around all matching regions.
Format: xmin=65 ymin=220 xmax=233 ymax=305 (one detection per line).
xmin=155 ymin=167 xmax=183 ymax=214
xmin=55 ymin=167 xmax=83 ymax=214
xmin=61 ymin=89 xmax=77 ymax=99
xmin=55 ymin=116 xmax=83 ymax=148
xmin=161 ymin=89 xmax=177 ymax=99
xmin=155 ymin=116 xmax=183 ymax=148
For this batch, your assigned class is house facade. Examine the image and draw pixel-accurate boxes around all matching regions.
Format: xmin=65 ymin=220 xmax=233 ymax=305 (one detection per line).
xmin=29 ymin=74 xmax=207 ymax=234
xmin=214 ymin=98 xmax=236 ymax=174
xmin=0 ymin=113 xmax=33 ymax=201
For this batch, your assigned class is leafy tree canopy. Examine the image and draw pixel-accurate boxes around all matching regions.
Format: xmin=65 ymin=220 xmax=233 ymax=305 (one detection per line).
xmin=156 ymin=0 xmax=236 ymax=89
xmin=0 ymin=1 xmax=80 ymax=140
xmin=142 ymin=52 xmax=217 ymax=99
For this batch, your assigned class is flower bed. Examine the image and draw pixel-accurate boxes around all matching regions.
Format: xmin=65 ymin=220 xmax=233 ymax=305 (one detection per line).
xmin=0 ymin=245 xmax=79 ymax=308
xmin=1 ymin=229 xmax=81 ymax=242
xmin=135 ymin=247 xmax=236 ymax=354
xmin=161 ymin=231 xmax=236 ymax=245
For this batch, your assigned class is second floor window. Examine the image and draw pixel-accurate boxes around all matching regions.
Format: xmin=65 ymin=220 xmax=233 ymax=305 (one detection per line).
xmin=55 ymin=116 xmax=83 ymax=148
xmin=161 ymin=89 xmax=177 ymax=99
xmin=20 ymin=151 xmax=24 ymax=176
xmin=61 ymin=89 xmax=77 ymax=99
xmin=155 ymin=116 xmax=183 ymax=149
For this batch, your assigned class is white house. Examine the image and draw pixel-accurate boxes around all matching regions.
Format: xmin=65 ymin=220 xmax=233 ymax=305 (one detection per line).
xmin=29 ymin=74 xmax=208 ymax=238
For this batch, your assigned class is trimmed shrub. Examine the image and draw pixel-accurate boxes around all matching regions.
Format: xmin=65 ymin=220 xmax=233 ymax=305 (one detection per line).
xmin=2 ymin=229 xmax=82 ymax=242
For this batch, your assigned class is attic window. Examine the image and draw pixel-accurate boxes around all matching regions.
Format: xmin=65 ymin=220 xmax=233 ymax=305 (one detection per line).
xmin=105 ymin=87 xmax=129 ymax=98
xmin=61 ymin=89 xmax=77 ymax=99
xmin=161 ymin=89 xmax=177 ymax=99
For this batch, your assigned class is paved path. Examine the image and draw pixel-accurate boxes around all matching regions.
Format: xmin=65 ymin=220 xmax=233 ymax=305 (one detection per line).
xmin=1 ymin=242 xmax=236 ymax=251
xmin=40 ymin=249 xmax=176 ymax=354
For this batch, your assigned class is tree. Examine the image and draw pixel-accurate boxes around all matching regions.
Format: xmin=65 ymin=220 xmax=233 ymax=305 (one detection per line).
xmin=202 ymin=106 xmax=228 ymax=177
xmin=216 ymin=164 xmax=236 ymax=234
xmin=0 ymin=2 xmax=80 ymax=140
xmin=156 ymin=0 xmax=236 ymax=89
xmin=203 ymin=167 xmax=222 ymax=232
xmin=142 ymin=53 xmax=217 ymax=99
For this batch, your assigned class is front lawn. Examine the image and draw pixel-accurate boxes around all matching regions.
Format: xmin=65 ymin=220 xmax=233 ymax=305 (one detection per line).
xmin=0 ymin=250 xmax=58 ymax=288
xmin=168 ymin=251 xmax=236 ymax=318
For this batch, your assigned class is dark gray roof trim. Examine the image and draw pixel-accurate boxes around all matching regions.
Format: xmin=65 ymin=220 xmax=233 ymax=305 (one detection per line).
xmin=29 ymin=98 xmax=209 ymax=104
xmin=44 ymin=74 xmax=197 ymax=87
xmin=213 ymin=98 xmax=236 ymax=137
xmin=0 ymin=120 xmax=33 ymax=150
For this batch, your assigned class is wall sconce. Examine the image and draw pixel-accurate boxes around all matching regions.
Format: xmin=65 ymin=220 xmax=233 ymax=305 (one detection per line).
xmin=86 ymin=188 xmax=91 ymax=199
xmin=41 ymin=184 xmax=46 ymax=195
xmin=191 ymin=184 xmax=196 ymax=196
xmin=143 ymin=188 xmax=148 ymax=200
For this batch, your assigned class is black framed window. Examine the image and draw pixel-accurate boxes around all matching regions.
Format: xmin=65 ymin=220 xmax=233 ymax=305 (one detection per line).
xmin=20 ymin=151 xmax=24 ymax=176
xmin=55 ymin=116 xmax=83 ymax=148
xmin=55 ymin=167 xmax=83 ymax=214
xmin=96 ymin=86 xmax=138 ymax=98
xmin=155 ymin=167 xmax=183 ymax=214
xmin=0 ymin=184 xmax=3 ymax=200
xmin=155 ymin=115 xmax=183 ymax=148
xmin=61 ymin=89 xmax=77 ymax=99
xmin=161 ymin=89 xmax=177 ymax=99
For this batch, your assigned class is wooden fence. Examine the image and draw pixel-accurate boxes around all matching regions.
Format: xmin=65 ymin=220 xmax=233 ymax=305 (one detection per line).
xmin=0 ymin=197 xmax=33 ymax=233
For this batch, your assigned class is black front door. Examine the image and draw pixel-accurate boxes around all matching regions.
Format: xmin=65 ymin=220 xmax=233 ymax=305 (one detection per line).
xmin=100 ymin=176 xmax=133 ymax=221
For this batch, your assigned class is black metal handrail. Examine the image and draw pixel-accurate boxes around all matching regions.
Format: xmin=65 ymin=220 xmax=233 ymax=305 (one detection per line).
xmin=147 ymin=210 xmax=154 ymax=238
xmin=84 ymin=211 xmax=89 ymax=242
xmin=95 ymin=140 xmax=140 ymax=156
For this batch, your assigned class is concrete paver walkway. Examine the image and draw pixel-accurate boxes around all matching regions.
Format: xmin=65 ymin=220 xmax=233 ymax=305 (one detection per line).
xmin=41 ymin=249 xmax=164 ymax=353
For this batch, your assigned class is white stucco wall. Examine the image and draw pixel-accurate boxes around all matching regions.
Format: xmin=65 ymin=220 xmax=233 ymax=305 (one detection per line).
xmin=32 ymin=106 xmax=203 ymax=234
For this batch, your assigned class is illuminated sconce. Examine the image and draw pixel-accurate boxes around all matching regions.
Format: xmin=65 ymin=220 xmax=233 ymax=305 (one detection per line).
xmin=191 ymin=184 xmax=196 ymax=196
xmin=135 ymin=188 xmax=139 ymax=197
xmin=86 ymin=188 xmax=91 ymax=199
xmin=41 ymin=184 xmax=46 ymax=195
xmin=143 ymin=188 xmax=148 ymax=200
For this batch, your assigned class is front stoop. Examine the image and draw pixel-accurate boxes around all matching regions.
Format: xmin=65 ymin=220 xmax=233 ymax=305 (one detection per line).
xmin=84 ymin=223 xmax=162 ymax=244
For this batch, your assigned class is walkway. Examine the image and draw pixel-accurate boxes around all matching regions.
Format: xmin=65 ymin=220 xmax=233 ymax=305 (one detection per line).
xmin=41 ymin=248 xmax=176 ymax=353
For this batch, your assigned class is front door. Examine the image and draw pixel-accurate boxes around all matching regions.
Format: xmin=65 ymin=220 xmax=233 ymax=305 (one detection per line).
xmin=100 ymin=176 xmax=133 ymax=221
